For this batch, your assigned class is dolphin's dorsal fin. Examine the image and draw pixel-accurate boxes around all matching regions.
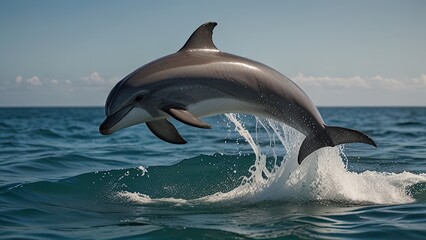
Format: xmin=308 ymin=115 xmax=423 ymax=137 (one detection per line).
xmin=179 ymin=22 xmax=219 ymax=52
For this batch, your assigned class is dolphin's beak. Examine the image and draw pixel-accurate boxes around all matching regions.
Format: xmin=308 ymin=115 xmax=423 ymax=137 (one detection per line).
xmin=99 ymin=104 xmax=134 ymax=135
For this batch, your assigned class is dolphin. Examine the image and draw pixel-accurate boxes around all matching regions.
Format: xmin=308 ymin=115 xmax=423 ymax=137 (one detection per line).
xmin=99 ymin=22 xmax=376 ymax=164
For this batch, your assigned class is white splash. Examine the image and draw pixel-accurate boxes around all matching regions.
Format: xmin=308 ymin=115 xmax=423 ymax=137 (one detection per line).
xmin=118 ymin=191 xmax=187 ymax=205
xmin=201 ymin=114 xmax=426 ymax=204
xmin=119 ymin=114 xmax=426 ymax=205
xmin=137 ymin=166 xmax=148 ymax=176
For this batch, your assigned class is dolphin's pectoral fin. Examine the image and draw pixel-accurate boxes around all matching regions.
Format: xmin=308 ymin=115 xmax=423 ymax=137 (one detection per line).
xmin=297 ymin=126 xmax=377 ymax=164
xmin=146 ymin=119 xmax=187 ymax=144
xmin=165 ymin=108 xmax=211 ymax=129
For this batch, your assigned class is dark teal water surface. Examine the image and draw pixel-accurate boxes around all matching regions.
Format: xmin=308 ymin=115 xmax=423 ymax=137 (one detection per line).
xmin=0 ymin=107 xmax=425 ymax=239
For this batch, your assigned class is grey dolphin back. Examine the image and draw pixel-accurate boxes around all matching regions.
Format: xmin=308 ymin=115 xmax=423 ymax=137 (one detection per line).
xmin=298 ymin=125 xmax=377 ymax=164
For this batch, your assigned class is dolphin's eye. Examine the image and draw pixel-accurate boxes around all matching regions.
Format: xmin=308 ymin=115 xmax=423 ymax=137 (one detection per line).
xmin=134 ymin=95 xmax=144 ymax=102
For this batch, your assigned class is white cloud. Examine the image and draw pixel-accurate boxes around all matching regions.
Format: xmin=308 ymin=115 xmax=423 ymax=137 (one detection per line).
xmin=371 ymin=74 xmax=426 ymax=89
xmin=15 ymin=75 xmax=71 ymax=87
xmin=292 ymin=73 xmax=371 ymax=88
xmin=293 ymin=73 xmax=426 ymax=90
xmin=14 ymin=72 xmax=119 ymax=89
xmin=15 ymin=76 xmax=43 ymax=86
xmin=28 ymin=76 xmax=42 ymax=86
xmin=16 ymin=76 xmax=23 ymax=84
xmin=80 ymin=72 xmax=120 ymax=86
xmin=81 ymin=72 xmax=105 ymax=84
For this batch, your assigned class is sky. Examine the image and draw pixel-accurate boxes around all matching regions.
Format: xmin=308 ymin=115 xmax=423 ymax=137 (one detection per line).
xmin=0 ymin=0 xmax=425 ymax=106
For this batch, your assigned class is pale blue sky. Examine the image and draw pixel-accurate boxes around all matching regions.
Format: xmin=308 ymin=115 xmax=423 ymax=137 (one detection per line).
xmin=0 ymin=0 xmax=425 ymax=106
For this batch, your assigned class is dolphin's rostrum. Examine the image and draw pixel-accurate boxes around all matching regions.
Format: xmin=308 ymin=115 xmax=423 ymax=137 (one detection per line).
xmin=100 ymin=22 xmax=377 ymax=164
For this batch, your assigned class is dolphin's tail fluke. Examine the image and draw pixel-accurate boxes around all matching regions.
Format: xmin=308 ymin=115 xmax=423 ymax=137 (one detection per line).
xmin=298 ymin=126 xmax=377 ymax=164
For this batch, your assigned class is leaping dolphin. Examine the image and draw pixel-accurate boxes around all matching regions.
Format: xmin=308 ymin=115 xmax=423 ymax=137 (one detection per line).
xmin=99 ymin=22 xmax=377 ymax=164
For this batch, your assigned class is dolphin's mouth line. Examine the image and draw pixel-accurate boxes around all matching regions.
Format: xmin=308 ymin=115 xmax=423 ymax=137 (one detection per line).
xmin=99 ymin=104 xmax=134 ymax=135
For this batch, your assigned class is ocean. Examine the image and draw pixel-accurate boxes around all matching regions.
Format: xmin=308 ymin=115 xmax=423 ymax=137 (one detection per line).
xmin=0 ymin=107 xmax=425 ymax=239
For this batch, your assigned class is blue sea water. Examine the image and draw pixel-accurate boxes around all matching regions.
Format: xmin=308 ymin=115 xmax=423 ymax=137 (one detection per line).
xmin=0 ymin=107 xmax=425 ymax=239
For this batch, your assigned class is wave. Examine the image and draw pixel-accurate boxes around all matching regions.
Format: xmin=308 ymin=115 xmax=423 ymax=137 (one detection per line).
xmin=118 ymin=114 xmax=426 ymax=206
xmin=5 ymin=114 xmax=426 ymax=209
